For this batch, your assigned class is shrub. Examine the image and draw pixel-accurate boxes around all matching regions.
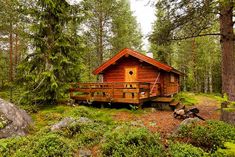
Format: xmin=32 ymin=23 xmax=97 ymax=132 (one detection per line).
xmin=212 ymin=142 xmax=235 ymax=157
xmin=0 ymin=136 xmax=29 ymax=157
xmin=177 ymin=120 xmax=235 ymax=152
xmin=174 ymin=92 xmax=198 ymax=106
xmin=29 ymin=133 xmax=73 ymax=157
xmin=168 ymin=142 xmax=208 ymax=157
xmin=70 ymin=106 xmax=92 ymax=118
xmin=100 ymin=124 xmax=164 ymax=157
xmin=0 ymin=133 xmax=74 ymax=157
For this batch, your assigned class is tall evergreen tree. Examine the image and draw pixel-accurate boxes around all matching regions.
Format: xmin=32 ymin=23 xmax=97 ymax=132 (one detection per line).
xmin=149 ymin=2 xmax=172 ymax=64
xmin=19 ymin=0 xmax=83 ymax=104
xmin=81 ymin=0 xmax=142 ymax=81
xmin=150 ymin=0 xmax=235 ymax=100
xmin=110 ymin=0 xmax=142 ymax=54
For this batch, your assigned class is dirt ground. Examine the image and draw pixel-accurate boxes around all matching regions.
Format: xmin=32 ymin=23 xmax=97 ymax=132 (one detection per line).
xmin=112 ymin=95 xmax=220 ymax=137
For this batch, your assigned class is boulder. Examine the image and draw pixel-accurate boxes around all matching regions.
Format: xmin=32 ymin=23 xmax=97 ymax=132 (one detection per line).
xmin=172 ymin=117 xmax=200 ymax=136
xmin=0 ymin=98 xmax=32 ymax=138
xmin=51 ymin=117 xmax=92 ymax=131
xmin=51 ymin=117 xmax=76 ymax=131
xmin=180 ymin=117 xmax=200 ymax=126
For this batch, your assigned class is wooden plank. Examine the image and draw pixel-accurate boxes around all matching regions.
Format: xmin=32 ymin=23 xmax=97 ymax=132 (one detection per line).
xmin=170 ymin=101 xmax=180 ymax=106
xmin=152 ymin=97 xmax=174 ymax=102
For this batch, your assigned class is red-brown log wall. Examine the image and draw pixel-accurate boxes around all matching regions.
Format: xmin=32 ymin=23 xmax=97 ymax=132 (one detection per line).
xmin=102 ymin=56 xmax=179 ymax=96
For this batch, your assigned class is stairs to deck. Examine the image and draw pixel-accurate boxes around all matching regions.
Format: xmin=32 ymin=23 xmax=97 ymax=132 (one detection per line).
xmin=151 ymin=97 xmax=180 ymax=110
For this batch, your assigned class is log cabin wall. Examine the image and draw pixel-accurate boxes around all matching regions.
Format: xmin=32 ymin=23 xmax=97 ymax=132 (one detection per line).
xmin=102 ymin=56 xmax=161 ymax=96
xmin=162 ymin=72 xmax=180 ymax=96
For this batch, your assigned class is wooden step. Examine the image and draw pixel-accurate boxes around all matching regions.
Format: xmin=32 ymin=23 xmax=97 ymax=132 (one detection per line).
xmin=152 ymin=97 xmax=174 ymax=103
xmin=170 ymin=101 xmax=180 ymax=107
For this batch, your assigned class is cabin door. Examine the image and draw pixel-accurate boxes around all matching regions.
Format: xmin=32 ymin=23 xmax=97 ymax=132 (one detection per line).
xmin=125 ymin=67 xmax=137 ymax=87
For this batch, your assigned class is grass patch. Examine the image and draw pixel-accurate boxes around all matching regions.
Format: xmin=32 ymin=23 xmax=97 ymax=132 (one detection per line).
xmin=174 ymin=92 xmax=198 ymax=106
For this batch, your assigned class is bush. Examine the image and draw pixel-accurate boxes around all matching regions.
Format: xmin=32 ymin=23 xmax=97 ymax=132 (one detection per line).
xmin=174 ymin=92 xmax=198 ymax=106
xmin=0 ymin=136 xmax=29 ymax=157
xmin=101 ymin=124 xmax=164 ymax=157
xmin=70 ymin=106 xmax=92 ymax=118
xmin=212 ymin=142 xmax=235 ymax=157
xmin=0 ymin=133 xmax=74 ymax=157
xmin=168 ymin=142 xmax=208 ymax=157
xmin=63 ymin=120 xmax=112 ymax=147
xmin=29 ymin=133 xmax=73 ymax=157
xmin=177 ymin=120 xmax=235 ymax=152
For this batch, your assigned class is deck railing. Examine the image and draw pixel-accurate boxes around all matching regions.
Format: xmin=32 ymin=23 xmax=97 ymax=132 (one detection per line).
xmin=70 ymin=82 xmax=154 ymax=104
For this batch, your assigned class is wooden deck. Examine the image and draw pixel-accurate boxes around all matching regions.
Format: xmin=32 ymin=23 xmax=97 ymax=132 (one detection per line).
xmin=70 ymin=82 xmax=160 ymax=104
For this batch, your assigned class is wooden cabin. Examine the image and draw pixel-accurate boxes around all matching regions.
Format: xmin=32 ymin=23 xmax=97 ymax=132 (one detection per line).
xmin=70 ymin=48 xmax=182 ymax=105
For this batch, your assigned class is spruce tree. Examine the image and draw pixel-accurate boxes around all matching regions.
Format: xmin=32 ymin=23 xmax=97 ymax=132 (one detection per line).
xmin=19 ymin=0 xmax=82 ymax=104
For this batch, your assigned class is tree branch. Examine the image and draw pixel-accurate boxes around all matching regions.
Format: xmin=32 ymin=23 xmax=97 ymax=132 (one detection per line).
xmin=170 ymin=33 xmax=222 ymax=41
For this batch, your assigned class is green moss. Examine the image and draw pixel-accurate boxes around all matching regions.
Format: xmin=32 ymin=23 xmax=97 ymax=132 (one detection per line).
xmin=177 ymin=120 xmax=235 ymax=152
xmin=100 ymin=124 xmax=164 ymax=157
xmin=212 ymin=142 xmax=235 ymax=157
xmin=169 ymin=142 xmax=208 ymax=157
xmin=174 ymin=92 xmax=198 ymax=106
xmin=223 ymin=108 xmax=235 ymax=112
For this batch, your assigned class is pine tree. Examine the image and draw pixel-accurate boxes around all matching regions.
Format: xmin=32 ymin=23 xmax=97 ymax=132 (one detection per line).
xmin=150 ymin=0 xmax=235 ymax=100
xmin=19 ymin=0 xmax=83 ymax=104
xmin=81 ymin=0 xmax=143 ymax=81
xmin=149 ymin=2 xmax=172 ymax=64
xmin=110 ymin=0 xmax=142 ymax=54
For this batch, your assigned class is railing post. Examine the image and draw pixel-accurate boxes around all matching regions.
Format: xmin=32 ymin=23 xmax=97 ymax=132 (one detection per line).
xmin=147 ymin=83 xmax=150 ymax=97
xmin=136 ymin=82 xmax=140 ymax=99
xmin=112 ymin=82 xmax=114 ymax=100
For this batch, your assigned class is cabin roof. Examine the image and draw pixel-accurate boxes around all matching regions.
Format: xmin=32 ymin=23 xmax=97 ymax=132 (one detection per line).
xmin=93 ymin=48 xmax=181 ymax=75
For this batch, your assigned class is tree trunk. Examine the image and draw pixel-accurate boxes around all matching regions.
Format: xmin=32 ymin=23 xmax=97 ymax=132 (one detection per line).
xmin=15 ymin=33 xmax=18 ymax=67
xmin=14 ymin=33 xmax=18 ymax=76
xmin=98 ymin=14 xmax=103 ymax=65
xmin=204 ymin=71 xmax=208 ymax=93
xmin=209 ymin=64 xmax=213 ymax=93
xmin=9 ymin=24 xmax=13 ymax=82
xmin=219 ymin=3 xmax=235 ymax=101
xmin=191 ymin=38 xmax=197 ymax=92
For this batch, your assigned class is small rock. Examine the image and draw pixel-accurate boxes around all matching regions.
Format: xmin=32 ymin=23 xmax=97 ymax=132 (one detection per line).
xmin=180 ymin=117 xmax=200 ymax=126
xmin=172 ymin=118 xmax=200 ymax=136
xmin=77 ymin=117 xmax=92 ymax=124
xmin=78 ymin=149 xmax=92 ymax=157
xmin=51 ymin=117 xmax=92 ymax=131
xmin=51 ymin=117 xmax=75 ymax=131
xmin=150 ymin=108 xmax=157 ymax=113
xmin=130 ymin=120 xmax=145 ymax=127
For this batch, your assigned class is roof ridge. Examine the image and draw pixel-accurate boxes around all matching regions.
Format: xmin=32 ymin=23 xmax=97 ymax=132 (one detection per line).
xmin=93 ymin=48 xmax=176 ymax=75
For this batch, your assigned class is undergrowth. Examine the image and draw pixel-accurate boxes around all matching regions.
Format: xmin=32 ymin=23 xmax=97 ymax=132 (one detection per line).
xmin=177 ymin=120 xmax=235 ymax=152
xmin=174 ymin=92 xmax=198 ymax=106
xmin=0 ymin=94 xmax=234 ymax=156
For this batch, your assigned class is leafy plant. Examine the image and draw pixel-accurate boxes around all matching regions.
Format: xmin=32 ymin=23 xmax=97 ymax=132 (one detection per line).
xmin=174 ymin=92 xmax=198 ymax=106
xmin=212 ymin=142 xmax=235 ymax=157
xmin=29 ymin=133 xmax=73 ymax=157
xmin=177 ymin=120 xmax=235 ymax=152
xmin=101 ymin=124 xmax=164 ymax=157
xmin=168 ymin=142 xmax=208 ymax=157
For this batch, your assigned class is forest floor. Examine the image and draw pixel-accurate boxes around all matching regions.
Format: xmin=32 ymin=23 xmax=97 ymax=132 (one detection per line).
xmin=112 ymin=93 xmax=221 ymax=138
xmin=0 ymin=91 xmax=227 ymax=156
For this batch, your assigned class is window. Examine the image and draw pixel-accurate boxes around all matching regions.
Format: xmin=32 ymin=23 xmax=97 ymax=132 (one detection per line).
xmin=170 ymin=74 xmax=175 ymax=82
